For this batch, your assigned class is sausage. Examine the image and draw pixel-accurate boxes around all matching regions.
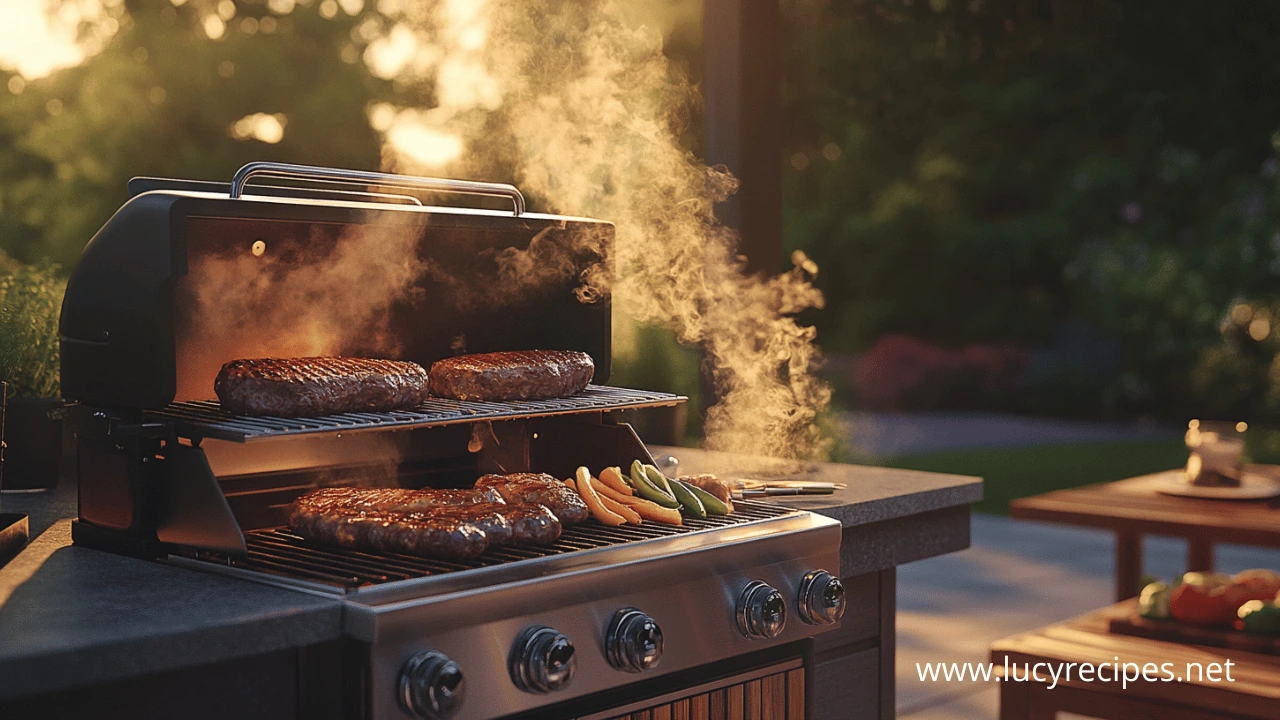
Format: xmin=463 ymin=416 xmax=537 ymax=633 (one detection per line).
xmin=475 ymin=473 xmax=590 ymax=526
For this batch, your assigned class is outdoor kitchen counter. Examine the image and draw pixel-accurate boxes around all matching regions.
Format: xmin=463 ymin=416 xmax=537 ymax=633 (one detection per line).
xmin=0 ymin=483 xmax=344 ymax=704
xmin=652 ymin=445 xmax=981 ymax=720
xmin=0 ymin=453 xmax=978 ymax=715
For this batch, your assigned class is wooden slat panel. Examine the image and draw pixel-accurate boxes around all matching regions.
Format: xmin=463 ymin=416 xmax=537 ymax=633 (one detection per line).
xmin=690 ymin=693 xmax=711 ymax=720
xmin=786 ymin=669 xmax=805 ymax=720
xmin=727 ymin=684 xmax=744 ymax=719
xmin=672 ymin=698 xmax=691 ymax=720
xmin=765 ymin=672 xmax=787 ymax=719
xmin=635 ymin=712 xmax=652 ymax=720
xmin=745 ymin=679 xmax=762 ymax=720
xmin=710 ymin=688 xmax=727 ymax=720
xmin=653 ymin=705 xmax=672 ymax=720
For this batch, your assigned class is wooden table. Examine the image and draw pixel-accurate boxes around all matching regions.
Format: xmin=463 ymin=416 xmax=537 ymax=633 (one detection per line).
xmin=1010 ymin=468 xmax=1280 ymax=600
xmin=990 ymin=601 xmax=1280 ymax=720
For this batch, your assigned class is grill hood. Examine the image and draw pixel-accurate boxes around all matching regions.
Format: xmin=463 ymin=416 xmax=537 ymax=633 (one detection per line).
xmin=59 ymin=162 xmax=614 ymax=410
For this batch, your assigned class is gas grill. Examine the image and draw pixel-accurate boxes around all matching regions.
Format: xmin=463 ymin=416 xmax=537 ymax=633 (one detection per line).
xmin=59 ymin=163 xmax=846 ymax=720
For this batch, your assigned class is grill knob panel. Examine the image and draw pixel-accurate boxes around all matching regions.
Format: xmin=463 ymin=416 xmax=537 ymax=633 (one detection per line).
xmin=798 ymin=570 xmax=847 ymax=625
xmin=736 ymin=580 xmax=787 ymax=639
xmin=399 ymin=651 xmax=465 ymax=720
xmin=606 ymin=608 xmax=664 ymax=673
xmin=509 ymin=625 xmax=576 ymax=694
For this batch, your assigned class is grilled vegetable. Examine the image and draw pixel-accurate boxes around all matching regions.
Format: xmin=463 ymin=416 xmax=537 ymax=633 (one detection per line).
xmin=616 ymin=494 xmax=683 ymax=525
xmin=1138 ymin=581 xmax=1172 ymax=620
xmin=629 ymin=461 xmax=680 ymax=508
xmin=669 ymin=479 xmax=707 ymax=518
xmin=598 ymin=467 xmax=634 ymax=496
xmin=1237 ymin=599 xmax=1280 ymax=635
xmin=586 ymin=477 xmax=642 ymax=523
xmin=575 ymin=467 xmax=627 ymax=526
xmin=682 ymin=482 xmax=731 ymax=515
xmin=644 ymin=465 xmax=676 ymax=496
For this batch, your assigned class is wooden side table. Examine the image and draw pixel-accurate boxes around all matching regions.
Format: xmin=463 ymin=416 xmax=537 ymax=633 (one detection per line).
xmin=1010 ymin=469 xmax=1280 ymax=600
xmin=990 ymin=601 xmax=1280 ymax=720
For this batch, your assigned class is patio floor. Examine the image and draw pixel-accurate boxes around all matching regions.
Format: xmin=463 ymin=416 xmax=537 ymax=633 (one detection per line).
xmin=896 ymin=513 xmax=1280 ymax=719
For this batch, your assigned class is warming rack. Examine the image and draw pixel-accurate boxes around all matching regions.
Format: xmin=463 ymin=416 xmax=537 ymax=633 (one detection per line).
xmin=145 ymin=385 xmax=685 ymax=442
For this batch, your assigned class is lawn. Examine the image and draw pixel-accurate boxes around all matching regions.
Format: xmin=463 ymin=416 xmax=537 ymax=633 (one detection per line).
xmin=880 ymin=440 xmax=1189 ymax=515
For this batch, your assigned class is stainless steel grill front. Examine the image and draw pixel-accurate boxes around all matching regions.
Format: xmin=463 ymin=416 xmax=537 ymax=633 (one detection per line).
xmin=190 ymin=500 xmax=793 ymax=590
xmin=146 ymin=385 xmax=685 ymax=442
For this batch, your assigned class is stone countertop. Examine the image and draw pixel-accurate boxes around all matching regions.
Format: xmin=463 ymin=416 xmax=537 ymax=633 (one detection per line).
xmin=0 ymin=451 xmax=978 ymax=700
xmin=0 ymin=519 xmax=343 ymax=701
xmin=649 ymin=446 xmax=983 ymax=577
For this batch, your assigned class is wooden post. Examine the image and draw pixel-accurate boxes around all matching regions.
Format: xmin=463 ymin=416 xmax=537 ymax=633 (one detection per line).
xmin=703 ymin=0 xmax=783 ymax=275
xmin=1115 ymin=532 xmax=1144 ymax=601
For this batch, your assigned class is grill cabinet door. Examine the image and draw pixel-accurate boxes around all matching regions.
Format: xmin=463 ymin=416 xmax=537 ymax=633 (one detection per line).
xmin=604 ymin=667 xmax=805 ymax=720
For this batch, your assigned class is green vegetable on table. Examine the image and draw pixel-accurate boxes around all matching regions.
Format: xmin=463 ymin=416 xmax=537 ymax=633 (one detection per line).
xmin=629 ymin=460 xmax=680 ymax=508
xmin=1138 ymin=581 xmax=1173 ymax=620
xmin=1237 ymin=600 xmax=1280 ymax=635
xmin=669 ymin=479 xmax=707 ymax=519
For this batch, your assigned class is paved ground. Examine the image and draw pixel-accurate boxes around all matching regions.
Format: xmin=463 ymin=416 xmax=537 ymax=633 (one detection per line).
xmin=840 ymin=412 xmax=1177 ymax=458
xmin=896 ymin=514 xmax=1279 ymax=718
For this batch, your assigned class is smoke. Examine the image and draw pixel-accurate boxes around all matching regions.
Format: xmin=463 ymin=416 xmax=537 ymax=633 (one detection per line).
xmin=175 ymin=217 xmax=424 ymax=400
xmin=378 ymin=0 xmax=832 ymax=459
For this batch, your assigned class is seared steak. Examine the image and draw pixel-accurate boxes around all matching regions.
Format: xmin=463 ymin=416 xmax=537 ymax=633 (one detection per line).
xmin=287 ymin=486 xmax=562 ymax=556
xmin=475 ymin=473 xmax=590 ymax=525
xmin=428 ymin=350 xmax=594 ymax=402
xmin=215 ymin=357 xmax=429 ymax=417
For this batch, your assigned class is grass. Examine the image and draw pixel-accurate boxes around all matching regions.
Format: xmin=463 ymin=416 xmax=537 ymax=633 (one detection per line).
xmin=879 ymin=439 xmax=1189 ymax=515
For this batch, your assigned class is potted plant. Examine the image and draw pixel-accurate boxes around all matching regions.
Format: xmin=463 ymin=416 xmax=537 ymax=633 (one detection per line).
xmin=0 ymin=260 xmax=66 ymax=491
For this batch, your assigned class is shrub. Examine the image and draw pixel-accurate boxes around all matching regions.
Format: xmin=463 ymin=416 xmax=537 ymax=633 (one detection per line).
xmin=0 ymin=261 xmax=65 ymax=398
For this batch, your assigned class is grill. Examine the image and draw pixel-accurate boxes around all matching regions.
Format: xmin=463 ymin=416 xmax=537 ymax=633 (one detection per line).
xmin=148 ymin=385 xmax=685 ymax=442
xmin=62 ymin=163 xmax=845 ymax=720
xmin=195 ymin=500 xmax=792 ymax=589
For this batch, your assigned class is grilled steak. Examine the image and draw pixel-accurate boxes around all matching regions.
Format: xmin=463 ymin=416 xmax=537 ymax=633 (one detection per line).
xmin=215 ymin=357 xmax=429 ymax=417
xmin=289 ymin=487 xmax=502 ymax=517
xmin=287 ymin=487 xmax=560 ymax=555
xmin=475 ymin=473 xmax=590 ymax=526
xmin=428 ymin=350 xmax=594 ymax=402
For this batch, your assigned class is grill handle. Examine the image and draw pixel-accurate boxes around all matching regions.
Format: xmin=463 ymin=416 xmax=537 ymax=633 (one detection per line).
xmin=229 ymin=161 xmax=526 ymax=216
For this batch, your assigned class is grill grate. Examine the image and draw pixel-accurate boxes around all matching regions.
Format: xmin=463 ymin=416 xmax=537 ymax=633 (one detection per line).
xmin=146 ymin=385 xmax=685 ymax=442
xmin=207 ymin=500 xmax=794 ymax=590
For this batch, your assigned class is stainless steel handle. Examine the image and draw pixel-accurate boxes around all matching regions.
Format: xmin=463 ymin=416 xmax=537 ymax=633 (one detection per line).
xmin=229 ymin=161 xmax=526 ymax=216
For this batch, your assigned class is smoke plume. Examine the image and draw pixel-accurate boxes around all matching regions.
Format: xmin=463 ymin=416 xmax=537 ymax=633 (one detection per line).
xmin=375 ymin=0 xmax=831 ymax=459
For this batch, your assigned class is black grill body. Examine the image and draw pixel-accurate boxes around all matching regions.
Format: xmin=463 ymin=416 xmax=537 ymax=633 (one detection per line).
xmin=60 ymin=164 xmax=686 ymax=561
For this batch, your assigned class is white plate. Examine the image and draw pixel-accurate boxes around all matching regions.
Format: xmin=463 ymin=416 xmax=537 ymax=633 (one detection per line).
xmin=1157 ymin=471 xmax=1280 ymax=500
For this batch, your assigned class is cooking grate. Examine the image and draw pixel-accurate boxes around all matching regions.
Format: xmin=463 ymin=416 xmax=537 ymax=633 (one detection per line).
xmin=146 ymin=385 xmax=685 ymax=442
xmin=206 ymin=500 xmax=794 ymax=590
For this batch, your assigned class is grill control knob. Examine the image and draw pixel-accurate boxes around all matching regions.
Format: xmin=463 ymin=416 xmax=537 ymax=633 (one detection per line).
xmin=606 ymin=608 xmax=664 ymax=673
xmin=797 ymin=570 xmax=847 ymax=625
xmin=399 ymin=651 xmax=465 ymax=720
xmin=736 ymin=580 xmax=787 ymax=639
xmin=510 ymin=625 xmax=576 ymax=693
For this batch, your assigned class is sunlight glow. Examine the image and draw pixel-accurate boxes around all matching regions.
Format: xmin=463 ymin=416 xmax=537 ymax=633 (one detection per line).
xmin=386 ymin=119 xmax=463 ymax=167
xmin=230 ymin=113 xmax=287 ymax=144
xmin=0 ymin=0 xmax=87 ymax=79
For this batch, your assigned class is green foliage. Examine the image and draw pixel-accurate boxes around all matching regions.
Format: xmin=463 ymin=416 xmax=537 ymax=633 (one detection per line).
xmin=882 ymin=439 xmax=1188 ymax=515
xmin=782 ymin=0 xmax=1280 ymax=417
xmin=1 ymin=0 xmax=392 ymax=267
xmin=0 ymin=261 xmax=65 ymax=398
